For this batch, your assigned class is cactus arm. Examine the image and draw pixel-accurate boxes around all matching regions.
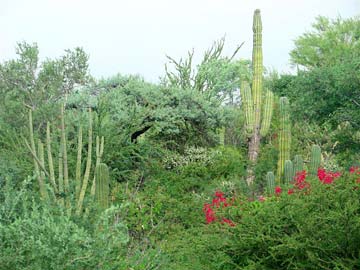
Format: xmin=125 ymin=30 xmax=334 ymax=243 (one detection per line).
xmin=266 ymin=171 xmax=275 ymax=194
xmin=75 ymin=126 xmax=83 ymax=201
xmin=260 ymin=88 xmax=274 ymax=137
xmin=46 ymin=122 xmax=57 ymax=193
xmin=91 ymin=136 xmax=105 ymax=196
xmin=76 ymin=108 xmax=93 ymax=215
xmin=240 ymin=81 xmax=255 ymax=134
xmin=37 ymin=140 xmax=49 ymax=199
xmin=95 ymin=163 xmax=110 ymax=210
xmin=60 ymin=104 xmax=71 ymax=212
xmin=284 ymin=160 xmax=295 ymax=184
xmin=310 ymin=144 xmax=321 ymax=175
xmin=277 ymin=97 xmax=291 ymax=183
xmin=58 ymin=142 xmax=64 ymax=207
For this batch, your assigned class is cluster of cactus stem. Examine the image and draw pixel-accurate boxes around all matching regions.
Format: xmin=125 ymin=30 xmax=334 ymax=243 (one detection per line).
xmin=241 ymin=9 xmax=274 ymax=185
xmin=276 ymin=96 xmax=291 ymax=183
xmin=26 ymin=104 xmax=109 ymax=215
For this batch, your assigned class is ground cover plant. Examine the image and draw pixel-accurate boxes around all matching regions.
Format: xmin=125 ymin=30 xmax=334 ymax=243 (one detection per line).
xmin=0 ymin=8 xmax=359 ymax=270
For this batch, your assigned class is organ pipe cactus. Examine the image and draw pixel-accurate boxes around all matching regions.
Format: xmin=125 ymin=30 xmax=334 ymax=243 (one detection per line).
xmin=284 ymin=160 xmax=295 ymax=184
xmin=242 ymin=9 xmax=275 ymax=185
xmin=266 ymin=171 xmax=275 ymax=194
xmin=26 ymin=105 xmax=106 ymax=216
xmin=277 ymin=97 xmax=291 ymax=183
xmin=95 ymin=163 xmax=110 ymax=210
xmin=293 ymin=154 xmax=304 ymax=173
xmin=309 ymin=144 xmax=321 ymax=175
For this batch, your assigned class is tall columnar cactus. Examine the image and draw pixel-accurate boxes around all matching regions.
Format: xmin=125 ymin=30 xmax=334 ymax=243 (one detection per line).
xmin=293 ymin=154 xmax=304 ymax=173
xmin=242 ymin=9 xmax=274 ymax=185
xmin=95 ymin=163 xmax=110 ymax=210
xmin=284 ymin=160 xmax=295 ymax=184
xmin=309 ymin=144 xmax=321 ymax=175
xmin=266 ymin=171 xmax=275 ymax=194
xmin=26 ymin=105 xmax=106 ymax=216
xmin=277 ymin=97 xmax=291 ymax=183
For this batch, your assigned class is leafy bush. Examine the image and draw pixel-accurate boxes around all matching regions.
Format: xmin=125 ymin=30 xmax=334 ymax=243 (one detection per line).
xmin=218 ymin=174 xmax=360 ymax=269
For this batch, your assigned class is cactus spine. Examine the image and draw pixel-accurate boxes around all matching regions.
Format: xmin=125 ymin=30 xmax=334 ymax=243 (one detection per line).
xmin=266 ymin=171 xmax=275 ymax=194
xmin=95 ymin=163 xmax=110 ymax=210
xmin=243 ymin=10 xmax=274 ymax=185
xmin=284 ymin=160 xmax=295 ymax=184
xmin=277 ymin=97 xmax=291 ymax=183
xmin=293 ymin=154 xmax=304 ymax=173
xmin=309 ymin=144 xmax=321 ymax=175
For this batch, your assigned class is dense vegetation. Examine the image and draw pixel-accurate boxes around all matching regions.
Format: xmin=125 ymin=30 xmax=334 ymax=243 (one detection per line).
xmin=0 ymin=10 xmax=359 ymax=269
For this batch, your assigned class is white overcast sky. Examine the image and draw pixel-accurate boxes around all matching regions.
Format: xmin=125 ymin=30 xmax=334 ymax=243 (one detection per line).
xmin=0 ymin=0 xmax=359 ymax=82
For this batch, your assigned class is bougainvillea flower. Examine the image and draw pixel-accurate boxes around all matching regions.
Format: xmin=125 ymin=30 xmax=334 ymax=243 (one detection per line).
xmin=287 ymin=188 xmax=294 ymax=195
xmin=215 ymin=191 xmax=224 ymax=198
xmin=275 ymin=186 xmax=282 ymax=195
xmin=317 ymin=168 xmax=326 ymax=181
xmin=350 ymin=166 xmax=359 ymax=173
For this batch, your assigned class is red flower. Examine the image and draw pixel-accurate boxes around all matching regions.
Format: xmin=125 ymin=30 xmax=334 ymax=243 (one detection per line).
xmin=221 ymin=218 xmax=235 ymax=227
xmin=258 ymin=196 xmax=266 ymax=202
xmin=350 ymin=166 xmax=359 ymax=174
xmin=215 ymin=191 xmax=224 ymax=198
xmin=317 ymin=168 xmax=326 ymax=181
xmin=287 ymin=188 xmax=294 ymax=195
xmin=275 ymin=186 xmax=282 ymax=195
xmin=203 ymin=203 xmax=216 ymax=223
xmin=295 ymin=170 xmax=306 ymax=183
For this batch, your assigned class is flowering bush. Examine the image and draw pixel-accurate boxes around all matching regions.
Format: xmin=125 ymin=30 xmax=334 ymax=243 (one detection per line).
xmin=203 ymin=191 xmax=235 ymax=226
xmin=202 ymin=166 xmax=360 ymax=269
xmin=204 ymin=166 xmax=360 ymax=228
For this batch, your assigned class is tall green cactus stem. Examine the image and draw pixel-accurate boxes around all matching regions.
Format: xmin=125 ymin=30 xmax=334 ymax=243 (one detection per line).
xmin=240 ymin=81 xmax=255 ymax=134
xmin=310 ymin=144 xmax=321 ymax=175
xmin=266 ymin=171 xmax=275 ymax=194
xmin=95 ymin=163 xmax=110 ymax=210
xmin=75 ymin=126 xmax=83 ymax=201
xmin=46 ymin=122 xmax=57 ymax=193
xmin=293 ymin=154 xmax=304 ymax=173
xmin=284 ymin=160 xmax=295 ymax=184
xmin=244 ymin=10 xmax=275 ymax=185
xmin=76 ymin=108 xmax=93 ymax=215
xmin=27 ymin=110 xmax=48 ymax=199
xmin=58 ymin=142 xmax=64 ymax=207
xmin=90 ymin=135 xmax=104 ymax=196
xmin=260 ymin=88 xmax=274 ymax=137
xmin=277 ymin=97 xmax=291 ymax=183
xmin=60 ymin=104 xmax=70 ymax=212
xmin=252 ymin=9 xmax=263 ymax=127
xmin=37 ymin=139 xmax=48 ymax=200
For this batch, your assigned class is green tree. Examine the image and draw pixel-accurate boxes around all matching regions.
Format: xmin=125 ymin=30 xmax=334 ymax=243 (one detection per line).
xmin=290 ymin=16 xmax=360 ymax=69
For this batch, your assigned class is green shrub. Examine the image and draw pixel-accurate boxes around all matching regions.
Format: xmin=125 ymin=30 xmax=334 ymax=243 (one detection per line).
xmin=222 ymin=175 xmax=360 ymax=269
